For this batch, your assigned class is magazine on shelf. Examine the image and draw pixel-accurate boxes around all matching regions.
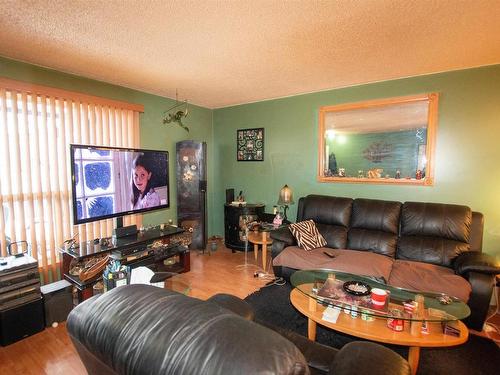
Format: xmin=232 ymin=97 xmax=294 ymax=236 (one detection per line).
xmin=317 ymin=277 xmax=389 ymax=314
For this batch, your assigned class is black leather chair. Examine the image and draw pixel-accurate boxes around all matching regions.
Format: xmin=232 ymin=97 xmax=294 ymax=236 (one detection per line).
xmin=67 ymin=285 xmax=410 ymax=375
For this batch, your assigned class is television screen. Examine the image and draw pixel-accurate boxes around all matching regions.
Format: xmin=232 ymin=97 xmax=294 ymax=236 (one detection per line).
xmin=70 ymin=144 xmax=169 ymax=225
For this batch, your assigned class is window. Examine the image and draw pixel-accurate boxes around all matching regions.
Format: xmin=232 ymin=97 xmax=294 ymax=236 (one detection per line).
xmin=73 ymin=148 xmax=116 ymax=221
xmin=0 ymin=78 xmax=143 ymax=281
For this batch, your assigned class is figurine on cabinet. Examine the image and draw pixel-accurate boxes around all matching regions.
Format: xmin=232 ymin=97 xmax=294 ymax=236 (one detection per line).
xmin=367 ymin=168 xmax=383 ymax=179
xmin=237 ymin=190 xmax=245 ymax=202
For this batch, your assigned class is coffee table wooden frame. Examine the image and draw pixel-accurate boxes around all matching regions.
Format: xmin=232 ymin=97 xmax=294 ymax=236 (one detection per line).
xmin=290 ymin=287 xmax=468 ymax=375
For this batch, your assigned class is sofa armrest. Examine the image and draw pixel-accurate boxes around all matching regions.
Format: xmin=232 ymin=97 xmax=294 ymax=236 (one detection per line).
xmin=454 ymin=252 xmax=500 ymax=276
xmin=263 ymin=323 xmax=410 ymax=375
xmin=330 ymin=341 xmax=410 ymax=375
xmin=270 ymin=226 xmax=296 ymax=260
xmin=270 ymin=226 xmax=295 ymax=245
xmin=463 ymin=271 xmax=496 ymax=330
xmin=263 ymin=323 xmax=337 ymax=374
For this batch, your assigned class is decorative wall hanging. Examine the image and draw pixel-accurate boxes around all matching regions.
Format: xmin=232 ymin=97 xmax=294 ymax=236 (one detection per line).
xmin=163 ymin=89 xmax=189 ymax=132
xmin=237 ymin=128 xmax=264 ymax=161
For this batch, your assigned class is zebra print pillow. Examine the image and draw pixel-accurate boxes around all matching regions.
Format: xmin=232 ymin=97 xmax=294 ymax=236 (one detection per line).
xmin=289 ymin=220 xmax=327 ymax=251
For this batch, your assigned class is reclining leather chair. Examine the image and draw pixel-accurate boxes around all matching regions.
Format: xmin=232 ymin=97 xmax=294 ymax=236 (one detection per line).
xmin=67 ymin=285 xmax=410 ymax=375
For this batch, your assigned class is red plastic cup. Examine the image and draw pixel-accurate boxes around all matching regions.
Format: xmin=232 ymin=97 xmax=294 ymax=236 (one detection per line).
xmin=371 ymin=288 xmax=388 ymax=306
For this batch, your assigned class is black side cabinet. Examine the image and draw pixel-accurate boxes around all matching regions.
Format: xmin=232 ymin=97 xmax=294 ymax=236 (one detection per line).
xmin=224 ymin=204 xmax=265 ymax=251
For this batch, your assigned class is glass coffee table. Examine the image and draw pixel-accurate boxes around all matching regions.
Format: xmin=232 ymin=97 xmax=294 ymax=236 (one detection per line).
xmin=134 ymin=269 xmax=191 ymax=295
xmin=163 ymin=273 xmax=191 ymax=295
xmin=290 ymin=269 xmax=470 ymax=375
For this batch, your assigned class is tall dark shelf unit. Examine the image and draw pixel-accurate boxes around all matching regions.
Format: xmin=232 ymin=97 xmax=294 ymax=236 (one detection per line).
xmin=224 ymin=204 xmax=265 ymax=251
xmin=176 ymin=141 xmax=207 ymax=250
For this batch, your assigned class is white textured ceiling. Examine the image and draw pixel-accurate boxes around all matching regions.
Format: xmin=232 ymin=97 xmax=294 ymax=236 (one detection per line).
xmin=0 ymin=0 xmax=499 ymax=109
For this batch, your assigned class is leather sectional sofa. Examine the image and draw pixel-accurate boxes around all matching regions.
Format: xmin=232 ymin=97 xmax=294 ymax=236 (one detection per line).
xmin=67 ymin=284 xmax=410 ymax=375
xmin=271 ymin=195 xmax=500 ymax=330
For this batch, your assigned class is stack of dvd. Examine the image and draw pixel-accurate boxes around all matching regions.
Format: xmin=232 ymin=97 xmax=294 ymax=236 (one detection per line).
xmin=0 ymin=255 xmax=44 ymax=345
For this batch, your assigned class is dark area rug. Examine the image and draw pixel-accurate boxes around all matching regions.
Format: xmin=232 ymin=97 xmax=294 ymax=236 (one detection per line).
xmin=244 ymin=283 xmax=500 ymax=375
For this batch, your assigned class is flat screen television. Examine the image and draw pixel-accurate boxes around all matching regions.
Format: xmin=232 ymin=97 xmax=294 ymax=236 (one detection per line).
xmin=70 ymin=144 xmax=169 ymax=225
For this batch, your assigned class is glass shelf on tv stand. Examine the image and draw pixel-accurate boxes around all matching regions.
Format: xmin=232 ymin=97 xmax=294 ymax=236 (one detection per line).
xmin=290 ymin=269 xmax=471 ymax=322
xmin=59 ymin=225 xmax=184 ymax=260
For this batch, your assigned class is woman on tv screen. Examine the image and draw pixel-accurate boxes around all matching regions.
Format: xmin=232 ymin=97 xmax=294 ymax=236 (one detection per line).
xmin=131 ymin=154 xmax=161 ymax=209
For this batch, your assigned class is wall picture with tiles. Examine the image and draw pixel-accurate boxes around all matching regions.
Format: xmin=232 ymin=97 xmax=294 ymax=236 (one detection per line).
xmin=237 ymin=128 xmax=264 ymax=161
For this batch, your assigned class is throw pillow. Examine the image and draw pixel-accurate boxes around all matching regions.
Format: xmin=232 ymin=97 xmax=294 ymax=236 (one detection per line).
xmin=289 ymin=220 xmax=327 ymax=251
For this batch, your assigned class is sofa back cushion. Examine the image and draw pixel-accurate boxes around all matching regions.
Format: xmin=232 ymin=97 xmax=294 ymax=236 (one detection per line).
xmin=297 ymin=195 xmax=352 ymax=248
xmin=67 ymin=285 xmax=309 ymax=375
xmin=347 ymin=198 xmax=402 ymax=257
xmin=397 ymin=202 xmax=472 ymax=267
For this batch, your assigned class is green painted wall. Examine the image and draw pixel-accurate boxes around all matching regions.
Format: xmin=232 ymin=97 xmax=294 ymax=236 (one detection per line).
xmin=0 ymin=56 xmax=214 ymax=233
xmin=3 ymin=56 xmax=499 ymax=258
xmin=213 ymin=65 xmax=500 ymax=257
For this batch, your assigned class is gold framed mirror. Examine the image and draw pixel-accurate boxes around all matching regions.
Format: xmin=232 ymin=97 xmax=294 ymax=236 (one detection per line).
xmin=318 ymin=93 xmax=438 ymax=185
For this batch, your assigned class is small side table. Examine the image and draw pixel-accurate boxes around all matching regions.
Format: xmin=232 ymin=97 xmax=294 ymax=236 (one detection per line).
xmin=247 ymin=231 xmax=273 ymax=270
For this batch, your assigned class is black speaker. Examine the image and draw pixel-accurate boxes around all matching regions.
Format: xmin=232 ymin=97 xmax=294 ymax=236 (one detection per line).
xmin=41 ymin=280 xmax=73 ymax=327
xmin=113 ymin=224 xmax=138 ymax=238
xmin=226 ymin=189 xmax=235 ymax=204
xmin=0 ymin=298 xmax=44 ymax=346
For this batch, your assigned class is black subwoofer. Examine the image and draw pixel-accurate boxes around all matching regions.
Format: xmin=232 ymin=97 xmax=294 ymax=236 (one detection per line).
xmin=41 ymin=279 xmax=73 ymax=327
xmin=0 ymin=297 xmax=44 ymax=346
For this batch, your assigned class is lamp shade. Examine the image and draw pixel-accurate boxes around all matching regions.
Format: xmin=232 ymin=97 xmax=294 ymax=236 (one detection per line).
xmin=277 ymin=185 xmax=294 ymax=205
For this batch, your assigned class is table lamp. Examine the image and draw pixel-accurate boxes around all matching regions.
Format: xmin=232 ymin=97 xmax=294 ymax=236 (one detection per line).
xmin=277 ymin=184 xmax=294 ymax=221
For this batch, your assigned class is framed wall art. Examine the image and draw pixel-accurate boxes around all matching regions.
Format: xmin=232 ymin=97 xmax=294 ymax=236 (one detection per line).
xmin=237 ymin=127 xmax=264 ymax=161
xmin=318 ymin=93 xmax=438 ymax=185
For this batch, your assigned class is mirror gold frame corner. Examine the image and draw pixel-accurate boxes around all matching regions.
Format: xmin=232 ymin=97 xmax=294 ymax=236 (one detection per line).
xmin=317 ymin=93 xmax=439 ymax=186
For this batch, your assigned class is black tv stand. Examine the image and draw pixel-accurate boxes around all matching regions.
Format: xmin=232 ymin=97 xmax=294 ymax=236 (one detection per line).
xmin=59 ymin=225 xmax=189 ymax=302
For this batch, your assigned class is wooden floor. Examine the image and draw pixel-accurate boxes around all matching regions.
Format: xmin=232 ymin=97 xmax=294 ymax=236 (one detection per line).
xmin=0 ymin=245 xmax=498 ymax=374
xmin=0 ymin=246 xmax=272 ymax=375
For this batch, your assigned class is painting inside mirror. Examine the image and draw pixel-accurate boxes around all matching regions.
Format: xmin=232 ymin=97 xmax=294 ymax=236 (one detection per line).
xmin=318 ymin=94 xmax=438 ymax=185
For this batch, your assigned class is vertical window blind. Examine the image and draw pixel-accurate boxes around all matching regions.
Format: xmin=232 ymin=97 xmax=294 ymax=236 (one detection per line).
xmin=0 ymin=78 xmax=144 ymax=282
